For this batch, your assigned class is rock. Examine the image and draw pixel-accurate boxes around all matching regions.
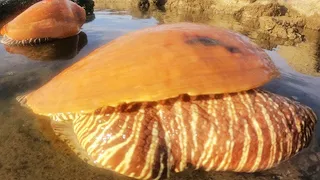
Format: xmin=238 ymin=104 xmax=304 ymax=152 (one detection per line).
xmin=278 ymin=0 xmax=320 ymax=30
xmin=278 ymin=0 xmax=320 ymax=17
xmin=309 ymin=153 xmax=319 ymax=162
xmin=138 ymin=0 xmax=150 ymax=12
xmin=258 ymin=16 xmax=305 ymax=41
xmin=94 ymin=0 xmax=316 ymax=50
xmin=95 ymin=0 xmax=320 ymax=30
xmin=305 ymin=14 xmax=320 ymax=30
xmin=152 ymin=0 xmax=167 ymax=7
xmin=94 ymin=0 xmax=141 ymax=11
xmin=235 ymin=1 xmax=284 ymax=19
xmin=71 ymin=0 xmax=95 ymax=15
xmin=239 ymin=0 xmax=257 ymax=2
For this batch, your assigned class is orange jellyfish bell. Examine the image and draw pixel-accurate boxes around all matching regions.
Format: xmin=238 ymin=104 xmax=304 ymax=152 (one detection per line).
xmin=0 ymin=0 xmax=86 ymax=46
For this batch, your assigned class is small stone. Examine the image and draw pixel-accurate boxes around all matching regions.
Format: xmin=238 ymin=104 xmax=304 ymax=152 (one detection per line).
xmin=250 ymin=31 xmax=259 ymax=39
xmin=287 ymin=33 xmax=296 ymax=40
xmin=293 ymin=37 xmax=302 ymax=43
xmin=275 ymin=27 xmax=288 ymax=39
xmin=284 ymin=41 xmax=294 ymax=46
xmin=309 ymin=153 xmax=319 ymax=162
xmin=5 ymin=71 xmax=15 ymax=76
xmin=287 ymin=28 xmax=294 ymax=34
xmin=272 ymin=175 xmax=283 ymax=180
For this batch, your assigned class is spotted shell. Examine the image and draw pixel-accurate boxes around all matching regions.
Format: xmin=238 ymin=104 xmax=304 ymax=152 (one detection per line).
xmin=0 ymin=0 xmax=86 ymax=45
xmin=22 ymin=22 xmax=279 ymax=115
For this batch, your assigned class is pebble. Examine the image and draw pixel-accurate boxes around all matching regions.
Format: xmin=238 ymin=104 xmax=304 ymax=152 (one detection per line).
xmin=309 ymin=153 xmax=319 ymax=162
xmin=5 ymin=71 xmax=15 ymax=76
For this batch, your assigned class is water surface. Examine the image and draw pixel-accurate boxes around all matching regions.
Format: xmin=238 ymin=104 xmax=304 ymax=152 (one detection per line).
xmin=0 ymin=10 xmax=319 ymax=180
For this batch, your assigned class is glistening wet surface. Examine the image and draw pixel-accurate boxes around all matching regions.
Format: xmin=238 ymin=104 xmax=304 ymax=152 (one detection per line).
xmin=0 ymin=10 xmax=319 ymax=180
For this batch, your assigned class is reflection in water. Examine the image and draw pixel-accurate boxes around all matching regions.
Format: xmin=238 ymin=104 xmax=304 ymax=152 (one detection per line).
xmin=0 ymin=9 xmax=319 ymax=180
xmin=3 ymin=32 xmax=88 ymax=61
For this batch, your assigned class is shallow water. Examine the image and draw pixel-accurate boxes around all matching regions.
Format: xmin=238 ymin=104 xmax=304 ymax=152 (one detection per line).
xmin=0 ymin=9 xmax=319 ymax=180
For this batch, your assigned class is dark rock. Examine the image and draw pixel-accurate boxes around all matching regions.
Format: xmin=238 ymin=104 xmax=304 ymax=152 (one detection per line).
xmin=138 ymin=0 xmax=150 ymax=12
xmin=234 ymin=2 xmax=284 ymax=22
xmin=258 ymin=16 xmax=305 ymax=41
xmin=71 ymin=0 xmax=95 ymax=15
xmin=153 ymin=0 xmax=167 ymax=7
